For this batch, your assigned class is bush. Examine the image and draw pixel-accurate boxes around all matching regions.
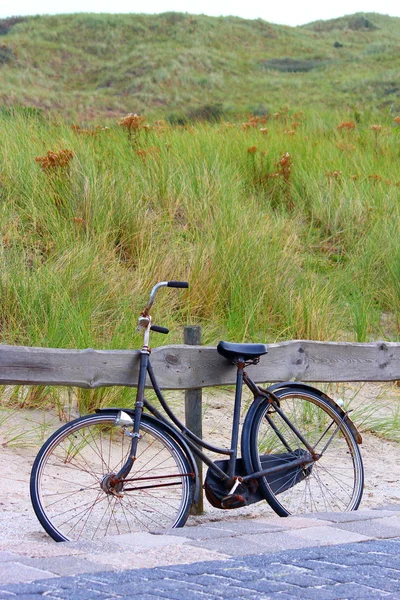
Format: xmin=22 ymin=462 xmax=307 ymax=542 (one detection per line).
xmin=263 ymin=58 xmax=328 ymax=73
xmin=0 ymin=16 xmax=27 ymax=35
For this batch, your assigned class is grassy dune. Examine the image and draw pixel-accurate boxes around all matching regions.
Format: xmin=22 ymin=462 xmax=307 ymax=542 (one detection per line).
xmin=0 ymin=12 xmax=400 ymax=119
xmin=0 ymin=13 xmax=399 ymax=414
xmin=1 ymin=108 xmax=399 ymax=356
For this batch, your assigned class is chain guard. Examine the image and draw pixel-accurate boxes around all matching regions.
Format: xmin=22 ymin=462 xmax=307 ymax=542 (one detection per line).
xmin=204 ymin=450 xmax=312 ymax=509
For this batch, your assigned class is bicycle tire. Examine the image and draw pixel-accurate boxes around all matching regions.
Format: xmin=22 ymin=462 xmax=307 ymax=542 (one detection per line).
xmin=247 ymin=387 xmax=364 ymax=516
xmin=30 ymin=413 xmax=195 ymax=542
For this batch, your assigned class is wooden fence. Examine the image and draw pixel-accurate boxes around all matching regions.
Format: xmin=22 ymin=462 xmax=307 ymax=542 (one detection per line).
xmin=1 ymin=335 xmax=399 ymax=515
xmin=0 ymin=339 xmax=399 ymax=389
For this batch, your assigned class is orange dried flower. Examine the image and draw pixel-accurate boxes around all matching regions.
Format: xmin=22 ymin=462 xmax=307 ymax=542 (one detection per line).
xmin=247 ymin=146 xmax=258 ymax=154
xmin=118 ymin=113 xmax=147 ymax=131
xmin=260 ymin=128 xmax=268 ymax=134
xmin=369 ymin=174 xmax=382 ymax=181
xmin=326 ymin=171 xmax=342 ymax=178
xmin=35 ymin=149 xmax=74 ymax=171
xmin=337 ymin=121 xmax=356 ymax=130
xmin=394 ymin=116 xmax=400 ymax=124
xmin=370 ymin=124 xmax=382 ymax=132
xmin=277 ymin=152 xmax=292 ymax=182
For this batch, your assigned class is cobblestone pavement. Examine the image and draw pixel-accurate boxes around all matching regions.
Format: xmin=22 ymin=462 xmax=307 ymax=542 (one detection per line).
xmin=1 ymin=538 xmax=400 ymax=599
xmin=1 ymin=507 xmax=400 ymax=599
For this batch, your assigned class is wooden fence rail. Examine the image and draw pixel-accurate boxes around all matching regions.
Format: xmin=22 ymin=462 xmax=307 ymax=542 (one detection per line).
xmin=0 ymin=340 xmax=399 ymax=389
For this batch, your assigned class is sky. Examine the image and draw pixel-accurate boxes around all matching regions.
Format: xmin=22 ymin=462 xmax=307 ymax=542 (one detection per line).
xmin=1 ymin=0 xmax=400 ymax=27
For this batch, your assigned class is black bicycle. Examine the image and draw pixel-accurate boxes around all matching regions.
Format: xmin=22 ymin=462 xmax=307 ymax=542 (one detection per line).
xmin=30 ymin=281 xmax=364 ymax=542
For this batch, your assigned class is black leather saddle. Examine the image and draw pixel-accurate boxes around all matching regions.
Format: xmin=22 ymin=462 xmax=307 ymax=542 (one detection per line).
xmin=217 ymin=341 xmax=268 ymax=362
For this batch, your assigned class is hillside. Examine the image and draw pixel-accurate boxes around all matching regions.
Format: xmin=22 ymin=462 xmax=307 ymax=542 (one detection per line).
xmin=0 ymin=12 xmax=399 ymax=120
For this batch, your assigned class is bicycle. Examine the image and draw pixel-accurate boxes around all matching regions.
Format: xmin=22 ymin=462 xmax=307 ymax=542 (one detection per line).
xmin=30 ymin=281 xmax=364 ymax=542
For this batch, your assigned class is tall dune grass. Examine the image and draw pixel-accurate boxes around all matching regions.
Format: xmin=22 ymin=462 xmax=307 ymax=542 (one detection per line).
xmin=0 ymin=109 xmax=399 ymax=359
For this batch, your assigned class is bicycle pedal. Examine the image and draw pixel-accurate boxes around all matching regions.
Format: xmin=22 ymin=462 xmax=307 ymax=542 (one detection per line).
xmin=220 ymin=493 xmax=247 ymax=509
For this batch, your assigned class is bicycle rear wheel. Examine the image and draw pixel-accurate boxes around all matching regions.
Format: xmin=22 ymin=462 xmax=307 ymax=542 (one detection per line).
xmin=30 ymin=413 xmax=194 ymax=541
xmin=249 ymin=387 xmax=364 ymax=516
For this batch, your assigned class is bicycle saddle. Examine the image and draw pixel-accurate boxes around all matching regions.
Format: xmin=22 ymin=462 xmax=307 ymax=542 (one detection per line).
xmin=217 ymin=341 xmax=268 ymax=361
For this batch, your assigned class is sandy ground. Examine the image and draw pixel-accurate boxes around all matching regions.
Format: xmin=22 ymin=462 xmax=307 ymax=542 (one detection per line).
xmin=1 ymin=382 xmax=399 ymax=544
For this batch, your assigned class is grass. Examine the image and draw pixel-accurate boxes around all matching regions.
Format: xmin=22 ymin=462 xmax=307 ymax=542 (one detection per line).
xmin=1 ymin=108 xmax=399 ymax=354
xmin=326 ymin=382 xmax=400 ymax=443
xmin=0 ymin=20 xmax=400 ymax=422
xmin=0 ymin=12 xmax=400 ymax=120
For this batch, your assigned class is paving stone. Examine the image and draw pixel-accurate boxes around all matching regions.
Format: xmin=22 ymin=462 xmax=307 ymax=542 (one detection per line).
xmin=0 ymin=541 xmax=85 ymax=559
xmin=305 ymin=509 xmax=396 ymax=523
xmin=163 ymin=525 xmax=245 ymax=540
xmin=358 ymin=576 xmax=400 ymax=594
xmin=1 ymin=596 xmax=58 ymax=600
xmin=270 ymin=584 xmax=351 ymax=600
xmin=289 ymin=524 xmax=371 ymax=545
xmin=0 ymin=582 xmax=56 ymax=595
xmin=344 ymin=538 xmax=400 ymax=555
xmin=16 ymin=556 xmax=116 ymax=577
xmin=1 ymin=513 xmax=400 ymax=597
xmin=325 ymin=582 xmax=391 ymax=599
xmin=37 ymin=589 xmax=111 ymax=599
xmin=234 ymin=577 xmax=322 ymax=594
xmin=375 ymin=515 xmax=400 ymax=528
xmin=84 ymin=545 xmax=228 ymax=570
xmin=0 ymin=552 xmax=21 ymax=563
xmin=315 ymin=551 xmax=400 ymax=569
xmin=256 ymin=516 xmax=333 ymax=529
xmin=185 ymin=519 xmax=286 ymax=535
xmin=372 ymin=504 xmax=400 ymax=512
xmin=188 ymin=531 xmax=317 ymax=556
xmin=333 ymin=517 xmax=400 ymax=539
xmin=105 ymin=531 xmax=190 ymax=548
xmin=0 ymin=562 xmax=59 ymax=585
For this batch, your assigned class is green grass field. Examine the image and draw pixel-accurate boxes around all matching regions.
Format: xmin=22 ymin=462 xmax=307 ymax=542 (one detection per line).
xmin=0 ymin=12 xmax=399 ymax=416
xmin=1 ymin=12 xmax=400 ymax=119
xmin=1 ymin=108 xmax=399 ymax=351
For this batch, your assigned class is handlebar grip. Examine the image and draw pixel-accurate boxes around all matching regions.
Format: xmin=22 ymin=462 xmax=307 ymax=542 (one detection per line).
xmin=150 ymin=325 xmax=170 ymax=334
xmin=167 ymin=281 xmax=189 ymax=289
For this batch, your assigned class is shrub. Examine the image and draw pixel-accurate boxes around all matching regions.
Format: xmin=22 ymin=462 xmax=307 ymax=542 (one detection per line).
xmin=0 ymin=16 xmax=27 ymax=35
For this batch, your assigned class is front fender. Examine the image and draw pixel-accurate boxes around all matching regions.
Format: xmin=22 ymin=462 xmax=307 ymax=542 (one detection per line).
xmin=95 ymin=408 xmax=200 ymax=502
xmin=266 ymin=382 xmax=362 ymax=444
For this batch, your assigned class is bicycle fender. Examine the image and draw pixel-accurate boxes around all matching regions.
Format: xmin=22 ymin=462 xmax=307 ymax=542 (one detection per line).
xmin=241 ymin=395 xmax=266 ymax=475
xmin=265 ymin=382 xmax=362 ymax=444
xmin=95 ymin=408 xmax=200 ymax=502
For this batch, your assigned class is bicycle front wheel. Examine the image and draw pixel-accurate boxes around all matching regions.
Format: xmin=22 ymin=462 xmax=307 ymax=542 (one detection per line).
xmin=249 ymin=387 xmax=364 ymax=516
xmin=30 ymin=413 xmax=194 ymax=541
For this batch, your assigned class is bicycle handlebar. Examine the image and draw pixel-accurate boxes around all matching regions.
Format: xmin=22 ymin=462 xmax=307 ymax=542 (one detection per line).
xmin=167 ymin=281 xmax=189 ymax=288
xmin=150 ymin=325 xmax=170 ymax=334
xmin=142 ymin=280 xmax=189 ymax=318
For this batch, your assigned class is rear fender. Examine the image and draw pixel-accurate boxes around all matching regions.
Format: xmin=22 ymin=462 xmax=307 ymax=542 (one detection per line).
xmin=265 ymin=382 xmax=362 ymax=444
xmin=95 ymin=408 xmax=200 ymax=502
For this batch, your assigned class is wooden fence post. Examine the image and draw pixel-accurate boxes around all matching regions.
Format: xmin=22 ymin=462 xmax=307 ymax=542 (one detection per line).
xmin=184 ymin=325 xmax=204 ymax=514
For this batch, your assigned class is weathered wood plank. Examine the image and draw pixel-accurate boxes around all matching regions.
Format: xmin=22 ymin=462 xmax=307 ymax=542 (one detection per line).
xmin=0 ymin=341 xmax=399 ymax=389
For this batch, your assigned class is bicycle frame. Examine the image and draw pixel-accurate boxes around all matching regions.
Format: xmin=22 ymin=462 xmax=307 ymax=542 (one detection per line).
xmin=113 ymin=346 xmax=316 ymax=498
xmin=113 ymin=281 xmax=344 ymax=499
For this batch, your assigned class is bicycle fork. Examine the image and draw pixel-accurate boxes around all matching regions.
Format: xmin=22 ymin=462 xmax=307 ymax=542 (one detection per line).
xmin=113 ymin=350 xmax=149 ymax=481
